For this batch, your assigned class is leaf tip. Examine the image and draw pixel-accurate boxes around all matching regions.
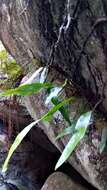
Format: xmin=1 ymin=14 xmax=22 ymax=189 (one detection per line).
xmin=54 ymin=164 xmax=59 ymax=171
xmin=54 ymin=159 xmax=62 ymax=171
xmin=2 ymin=165 xmax=7 ymax=173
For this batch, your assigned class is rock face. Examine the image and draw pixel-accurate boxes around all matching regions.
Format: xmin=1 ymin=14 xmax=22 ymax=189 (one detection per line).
xmin=0 ymin=0 xmax=107 ymax=112
xmin=1 ymin=0 xmax=107 ymax=190
xmin=23 ymin=67 xmax=107 ymax=190
xmin=41 ymin=172 xmax=88 ymax=190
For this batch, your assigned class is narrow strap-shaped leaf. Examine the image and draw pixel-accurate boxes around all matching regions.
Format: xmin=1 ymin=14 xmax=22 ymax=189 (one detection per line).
xmin=55 ymin=128 xmax=86 ymax=170
xmin=2 ymin=97 xmax=75 ymax=173
xmin=99 ymin=127 xmax=107 ymax=154
xmin=0 ymin=82 xmax=53 ymax=96
xmin=51 ymin=97 xmax=71 ymax=125
xmin=55 ymin=124 xmax=76 ymax=140
xmin=45 ymin=87 xmax=62 ymax=105
xmin=75 ymin=111 xmax=92 ymax=130
xmin=40 ymin=67 xmax=49 ymax=83
xmin=45 ymin=79 xmax=67 ymax=105
xmin=22 ymin=67 xmax=43 ymax=85
xmin=2 ymin=120 xmax=40 ymax=173
xmin=55 ymin=111 xmax=92 ymax=170
xmin=43 ymin=97 xmax=76 ymax=121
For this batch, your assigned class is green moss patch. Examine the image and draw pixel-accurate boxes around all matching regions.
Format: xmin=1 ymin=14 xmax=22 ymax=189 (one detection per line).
xmin=0 ymin=50 xmax=22 ymax=89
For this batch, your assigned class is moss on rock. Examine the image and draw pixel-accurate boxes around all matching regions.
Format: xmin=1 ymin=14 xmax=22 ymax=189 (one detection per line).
xmin=0 ymin=50 xmax=22 ymax=89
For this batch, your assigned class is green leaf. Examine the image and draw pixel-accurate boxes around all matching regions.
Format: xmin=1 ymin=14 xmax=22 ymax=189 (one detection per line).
xmin=99 ymin=127 xmax=107 ymax=154
xmin=75 ymin=111 xmax=92 ymax=130
xmin=40 ymin=67 xmax=48 ymax=83
xmin=51 ymin=97 xmax=71 ymax=125
xmin=2 ymin=97 xmax=75 ymax=172
xmin=2 ymin=120 xmax=40 ymax=173
xmin=22 ymin=67 xmax=43 ymax=85
xmin=45 ymin=79 xmax=67 ymax=105
xmin=55 ymin=111 xmax=92 ymax=170
xmin=55 ymin=123 xmax=76 ymax=140
xmin=55 ymin=128 xmax=85 ymax=170
xmin=43 ymin=97 xmax=76 ymax=121
xmin=45 ymin=87 xmax=62 ymax=104
xmin=0 ymin=82 xmax=53 ymax=96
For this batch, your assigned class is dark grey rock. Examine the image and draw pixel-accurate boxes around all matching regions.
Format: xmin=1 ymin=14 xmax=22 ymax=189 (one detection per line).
xmin=0 ymin=1 xmax=107 ymax=112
